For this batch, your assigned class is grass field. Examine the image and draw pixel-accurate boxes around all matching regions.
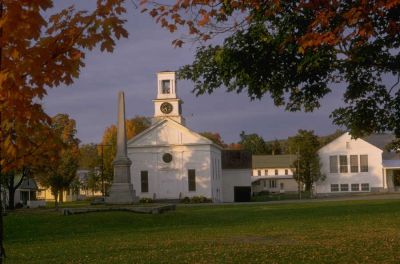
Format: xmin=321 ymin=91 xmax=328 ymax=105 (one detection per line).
xmin=4 ymin=199 xmax=400 ymax=263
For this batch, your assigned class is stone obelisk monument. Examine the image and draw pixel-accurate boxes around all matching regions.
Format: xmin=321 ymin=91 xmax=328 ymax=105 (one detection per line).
xmin=106 ymin=91 xmax=137 ymax=204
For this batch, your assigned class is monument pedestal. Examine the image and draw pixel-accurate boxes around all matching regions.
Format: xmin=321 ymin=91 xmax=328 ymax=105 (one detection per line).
xmin=106 ymin=158 xmax=138 ymax=204
xmin=106 ymin=183 xmax=137 ymax=204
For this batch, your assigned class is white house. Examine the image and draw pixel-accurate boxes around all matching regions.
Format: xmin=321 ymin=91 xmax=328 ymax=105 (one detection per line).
xmin=251 ymin=155 xmax=298 ymax=193
xmin=316 ymin=132 xmax=400 ymax=194
xmin=127 ymin=71 xmax=252 ymax=202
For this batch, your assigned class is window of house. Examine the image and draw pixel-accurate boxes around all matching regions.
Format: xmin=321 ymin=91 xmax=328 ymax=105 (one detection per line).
xmin=161 ymin=80 xmax=170 ymax=94
xmin=360 ymin=155 xmax=368 ymax=172
xmin=257 ymin=170 xmax=261 ymax=176
xmin=350 ymin=155 xmax=359 ymax=173
xmin=351 ymin=183 xmax=359 ymax=191
xmin=329 ymin=156 xmax=338 ymax=173
xmin=264 ymin=169 xmax=268 ymax=175
xmin=280 ymin=182 xmax=284 ymax=190
xmin=346 ymin=142 xmax=350 ymax=149
xmin=275 ymin=169 xmax=278 ymax=175
xmin=331 ymin=184 xmax=339 ymax=192
xmin=361 ymin=183 xmax=370 ymax=191
xmin=141 ymin=171 xmax=149 ymax=193
xmin=188 ymin=169 xmax=196 ymax=191
xmin=263 ymin=180 xmax=267 ymax=187
xmin=285 ymin=169 xmax=288 ymax=175
xmin=340 ymin=184 xmax=349 ymax=192
xmin=269 ymin=180 xmax=277 ymax=188
xmin=339 ymin=155 xmax=348 ymax=173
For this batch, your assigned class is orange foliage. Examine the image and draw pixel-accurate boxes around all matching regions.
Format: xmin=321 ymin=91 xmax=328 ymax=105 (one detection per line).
xmin=0 ymin=1 xmax=128 ymax=173
xmin=141 ymin=0 xmax=400 ymax=49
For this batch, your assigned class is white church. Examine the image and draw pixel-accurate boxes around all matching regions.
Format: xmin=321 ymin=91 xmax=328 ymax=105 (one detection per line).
xmin=126 ymin=72 xmax=252 ymax=203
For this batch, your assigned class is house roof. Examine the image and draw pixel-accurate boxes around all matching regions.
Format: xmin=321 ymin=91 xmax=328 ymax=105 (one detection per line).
xmin=362 ymin=133 xmax=395 ymax=150
xmin=19 ymin=178 xmax=38 ymax=190
xmin=252 ymin=155 xmax=297 ymax=169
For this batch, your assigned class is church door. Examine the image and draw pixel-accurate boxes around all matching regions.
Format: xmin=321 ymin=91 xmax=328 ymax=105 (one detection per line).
xmin=159 ymin=170 xmax=179 ymax=199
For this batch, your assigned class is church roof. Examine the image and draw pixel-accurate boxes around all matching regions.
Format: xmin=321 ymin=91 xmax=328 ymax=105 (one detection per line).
xmin=252 ymin=155 xmax=297 ymax=169
xmin=127 ymin=118 xmax=222 ymax=149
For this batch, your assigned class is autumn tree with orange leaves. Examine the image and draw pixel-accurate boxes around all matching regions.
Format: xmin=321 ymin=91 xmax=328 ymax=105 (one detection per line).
xmin=0 ymin=0 xmax=129 ymax=260
xmin=142 ymin=0 xmax=400 ymax=147
xmin=35 ymin=114 xmax=80 ymax=208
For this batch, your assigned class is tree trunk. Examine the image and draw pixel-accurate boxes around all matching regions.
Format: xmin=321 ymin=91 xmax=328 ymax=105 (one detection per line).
xmin=7 ymin=172 xmax=25 ymax=210
xmin=53 ymin=190 xmax=59 ymax=208
xmin=59 ymin=189 xmax=63 ymax=204
xmin=0 ymin=2 xmax=6 ymax=262
xmin=8 ymin=189 xmax=15 ymax=210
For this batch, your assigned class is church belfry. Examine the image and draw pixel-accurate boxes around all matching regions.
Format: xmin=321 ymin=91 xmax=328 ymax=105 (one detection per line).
xmin=153 ymin=71 xmax=185 ymax=125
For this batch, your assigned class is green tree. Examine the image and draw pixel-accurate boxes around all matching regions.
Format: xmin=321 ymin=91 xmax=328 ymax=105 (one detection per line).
xmin=36 ymin=114 xmax=80 ymax=207
xmin=200 ymin=132 xmax=226 ymax=148
xmin=143 ymin=1 xmax=400 ymax=147
xmin=265 ymin=139 xmax=284 ymax=155
xmin=79 ymin=144 xmax=101 ymax=195
xmin=239 ymin=131 xmax=268 ymax=155
xmin=288 ymin=130 xmax=324 ymax=192
xmin=79 ymin=144 xmax=100 ymax=170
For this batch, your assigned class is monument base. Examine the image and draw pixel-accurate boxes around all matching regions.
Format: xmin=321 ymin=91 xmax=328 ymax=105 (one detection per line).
xmin=105 ymin=183 xmax=138 ymax=204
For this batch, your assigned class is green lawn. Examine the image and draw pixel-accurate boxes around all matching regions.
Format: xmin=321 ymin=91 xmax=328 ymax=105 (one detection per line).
xmin=4 ymin=199 xmax=400 ymax=263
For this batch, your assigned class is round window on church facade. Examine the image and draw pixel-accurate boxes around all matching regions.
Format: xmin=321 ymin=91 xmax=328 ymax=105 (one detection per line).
xmin=162 ymin=153 xmax=173 ymax=163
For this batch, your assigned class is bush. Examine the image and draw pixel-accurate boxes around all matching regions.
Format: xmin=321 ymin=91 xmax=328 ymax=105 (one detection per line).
xmin=139 ymin=197 xmax=154 ymax=204
xmin=180 ymin=197 xmax=191 ymax=203
xmin=180 ymin=196 xmax=212 ymax=204
xmin=190 ymin=196 xmax=212 ymax=203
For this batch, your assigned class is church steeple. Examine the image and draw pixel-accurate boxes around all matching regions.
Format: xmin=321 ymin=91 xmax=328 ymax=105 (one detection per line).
xmin=153 ymin=71 xmax=185 ymax=125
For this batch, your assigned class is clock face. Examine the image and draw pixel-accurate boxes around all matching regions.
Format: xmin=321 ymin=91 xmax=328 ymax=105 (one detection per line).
xmin=160 ymin=102 xmax=173 ymax=114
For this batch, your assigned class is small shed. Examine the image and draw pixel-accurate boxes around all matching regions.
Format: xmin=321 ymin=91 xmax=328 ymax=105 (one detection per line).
xmin=221 ymin=150 xmax=252 ymax=202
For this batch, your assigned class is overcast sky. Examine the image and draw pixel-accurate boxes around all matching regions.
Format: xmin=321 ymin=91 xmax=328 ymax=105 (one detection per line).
xmin=43 ymin=1 xmax=343 ymax=145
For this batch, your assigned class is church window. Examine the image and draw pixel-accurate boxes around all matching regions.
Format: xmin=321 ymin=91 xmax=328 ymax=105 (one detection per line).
xmin=162 ymin=153 xmax=173 ymax=163
xmin=188 ymin=169 xmax=196 ymax=191
xmin=161 ymin=80 xmax=171 ymax=94
xmin=141 ymin=171 xmax=149 ymax=193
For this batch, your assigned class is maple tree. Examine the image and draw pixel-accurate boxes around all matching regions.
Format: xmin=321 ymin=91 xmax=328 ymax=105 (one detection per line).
xmin=1 ymin=119 xmax=58 ymax=210
xmin=199 ymin=131 xmax=226 ymax=148
xmin=0 ymin=1 xmax=129 ymax=260
xmin=100 ymin=116 xmax=150 ymax=193
xmin=142 ymin=0 xmax=400 ymax=146
xmin=35 ymin=114 xmax=80 ymax=207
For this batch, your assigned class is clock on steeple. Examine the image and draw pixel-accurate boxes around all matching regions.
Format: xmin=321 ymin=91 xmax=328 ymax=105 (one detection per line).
xmin=152 ymin=71 xmax=185 ymax=125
